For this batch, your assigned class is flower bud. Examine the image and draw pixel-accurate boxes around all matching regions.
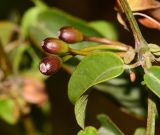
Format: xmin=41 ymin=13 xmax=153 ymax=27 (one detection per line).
xmin=39 ymin=56 xmax=61 ymax=75
xmin=58 ymin=26 xmax=84 ymax=43
xmin=130 ymin=71 xmax=136 ymax=82
xmin=41 ymin=38 xmax=69 ymax=55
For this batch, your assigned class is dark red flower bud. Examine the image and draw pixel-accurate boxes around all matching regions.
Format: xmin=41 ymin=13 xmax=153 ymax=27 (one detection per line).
xmin=39 ymin=56 xmax=61 ymax=75
xmin=58 ymin=26 xmax=84 ymax=43
xmin=41 ymin=38 xmax=69 ymax=55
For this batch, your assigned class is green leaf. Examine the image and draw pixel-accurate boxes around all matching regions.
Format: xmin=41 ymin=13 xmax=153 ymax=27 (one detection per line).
xmin=23 ymin=2 xmax=103 ymax=73
xmin=78 ymin=126 xmax=100 ymax=135
xmin=75 ymin=94 xmax=88 ymax=129
xmin=97 ymin=114 xmax=125 ymax=135
xmin=21 ymin=0 xmax=48 ymax=36
xmin=28 ymin=6 xmax=102 ymax=50
xmin=36 ymin=8 xmax=101 ymax=37
xmin=89 ymin=21 xmax=118 ymax=40
xmin=0 ymin=21 xmax=18 ymax=46
xmin=0 ymin=98 xmax=19 ymax=124
xmin=134 ymin=128 xmax=146 ymax=135
xmin=94 ymin=79 xmax=146 ymax=117
xmin=68 ymin=52 xmax=124 ymax=103
xmin=10 ymin=42 xmax=29 ymax=71
xmin=98 ymin=127 xmax=116 ymax=135
xmin=144 ymin=66 xmax=160 ymax=98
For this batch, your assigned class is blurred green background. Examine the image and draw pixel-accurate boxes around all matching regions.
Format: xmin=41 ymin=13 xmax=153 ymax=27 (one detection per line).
xmin=0 ymin=0 xmax=160 ymax=135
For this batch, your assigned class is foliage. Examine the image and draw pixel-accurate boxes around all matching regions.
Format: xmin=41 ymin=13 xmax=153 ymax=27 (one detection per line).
xmin=0 ymin=0 xmax=160 ymax=135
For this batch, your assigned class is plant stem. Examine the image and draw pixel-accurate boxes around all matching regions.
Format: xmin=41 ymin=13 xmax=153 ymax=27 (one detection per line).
xmin=0 ymin=41 xmax=12 ymax=76
xmin=124 ymin=61 xmax=141 ymax=69
xmin=144 ymin=52 xmax=156 ymax=135
xmin=84 ymin=36 xmax=128 ymax=47
xmin=23 ymin=116 xmax=38 ymax=135
xmin=80 ymin=44 xmax=129 ymax=52
xmin=62 ymin=55 xmax=73 ymax=62
xmin=69 ymin=48 xmax=90 ymax=56
xmin=119 ymin=0 xmax=156 ymax=134
xmin=145 ymin=55 xmax=156 ymax=135
xmin=119 ymin=0 xmax=148 ymax=50
xmin=146 ymin=93 xmax=156 ymax=135
xmin=69 ymin=44 xmax=128 ymax=56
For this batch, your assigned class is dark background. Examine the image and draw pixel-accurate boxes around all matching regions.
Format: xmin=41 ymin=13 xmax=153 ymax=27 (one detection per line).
xmin=0 ymin=0 xmax=159 ymax=135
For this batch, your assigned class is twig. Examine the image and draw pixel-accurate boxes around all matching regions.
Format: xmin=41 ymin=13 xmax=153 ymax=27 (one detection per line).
xmin=0 ymin=41 xmax=13 ymax=76
xmin=119 ymin=0 xmax=156 ymax=134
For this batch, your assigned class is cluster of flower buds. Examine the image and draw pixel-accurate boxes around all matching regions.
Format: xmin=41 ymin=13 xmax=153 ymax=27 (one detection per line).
xmin=39 ymin=26 xmax=84 ymax=76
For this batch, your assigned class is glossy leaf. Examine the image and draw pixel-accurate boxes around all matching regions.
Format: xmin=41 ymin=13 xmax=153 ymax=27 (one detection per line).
xmin=75 ymin=94 xmax=88 ymax=129
xmin=97 ymin=114 xmax=124 ymax=135
xmin=0 ymin=98 xmax=19 ymax=124
xmin=144 ymin=66 xmax=160 ymax=98
xmin=23 ymin=0 xmax=105 ymax=74
xmin=78 ymin=126 xmax=100 ymax=135
xmin=99 ymin=127 xmax=123 ymax=135
xmin=68 ymin=52 xmax=124 ymax=103
xmin=35 ymin=9 xmax=101 ymax=38
xmin=134 ymin=128 xmax=146 ymax=135
xmin=28 ymin=5 xmax=102 ymax=50
xmin=89 ymin=21 xmax=118 ymax=40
